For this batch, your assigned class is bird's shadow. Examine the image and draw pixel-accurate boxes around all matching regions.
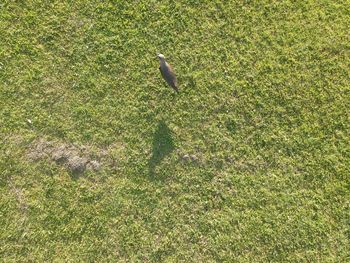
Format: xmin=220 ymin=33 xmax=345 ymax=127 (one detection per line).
xmin=148 ymin=120 xmax=175 ymax=177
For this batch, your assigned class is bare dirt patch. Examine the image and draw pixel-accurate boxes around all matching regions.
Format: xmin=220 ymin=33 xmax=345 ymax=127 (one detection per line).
xmin=27 ymin=138 xmax=118 ymax=175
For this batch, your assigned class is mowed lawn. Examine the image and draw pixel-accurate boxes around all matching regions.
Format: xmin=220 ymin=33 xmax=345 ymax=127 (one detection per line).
xmin=0 ymin=1 xmax=349 ymax=262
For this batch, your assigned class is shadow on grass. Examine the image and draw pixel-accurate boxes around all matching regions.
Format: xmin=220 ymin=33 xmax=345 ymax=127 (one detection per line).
xmin=148 ymin=120 xmax=175 ymax=176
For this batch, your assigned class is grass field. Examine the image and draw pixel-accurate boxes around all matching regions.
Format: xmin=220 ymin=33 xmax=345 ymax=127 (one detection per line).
xmin=0 ymin=1 xmax=349 ymax=262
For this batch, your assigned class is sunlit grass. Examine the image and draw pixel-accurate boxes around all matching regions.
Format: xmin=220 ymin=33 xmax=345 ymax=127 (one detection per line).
xmin=0 ymin=1 xmax=349 ymax=261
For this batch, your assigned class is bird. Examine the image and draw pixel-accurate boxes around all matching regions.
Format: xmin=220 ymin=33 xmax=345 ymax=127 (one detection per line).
xmin=157 ymin=53 xmax=179 ymax=93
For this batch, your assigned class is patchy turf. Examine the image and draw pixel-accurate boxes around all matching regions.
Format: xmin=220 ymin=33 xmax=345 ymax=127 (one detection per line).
xmin=0 ymin=1 xmax=349 ymax=262
xmin=27 ymin=137 xmax=109 ymax=175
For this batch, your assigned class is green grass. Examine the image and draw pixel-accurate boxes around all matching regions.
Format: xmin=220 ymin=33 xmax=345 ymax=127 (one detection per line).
xmin=1 ymin=1 xmax=349 ymax=262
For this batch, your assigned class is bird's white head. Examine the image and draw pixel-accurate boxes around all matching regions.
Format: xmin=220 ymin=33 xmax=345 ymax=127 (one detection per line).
xmin=157 ymin=53 xmax=166 ymax=61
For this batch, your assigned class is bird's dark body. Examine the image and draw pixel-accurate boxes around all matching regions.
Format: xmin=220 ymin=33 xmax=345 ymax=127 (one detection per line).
xmin=159 ymin=63 xmax=179 ymax=93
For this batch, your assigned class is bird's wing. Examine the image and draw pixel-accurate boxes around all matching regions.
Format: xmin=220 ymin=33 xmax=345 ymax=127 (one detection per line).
xmin=160 ymin=64 xmax=178 ymax=92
